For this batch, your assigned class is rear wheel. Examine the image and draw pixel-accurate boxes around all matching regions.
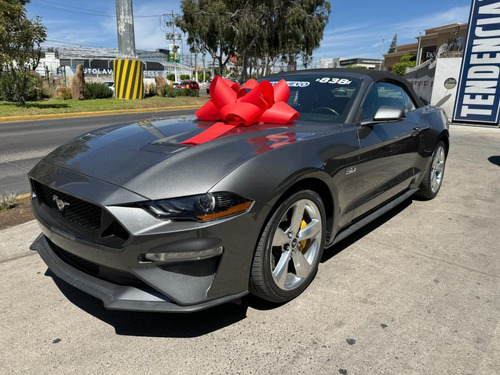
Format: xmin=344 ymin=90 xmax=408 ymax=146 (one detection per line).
xmin=416 ymin=141 xmax=446 ymax=200
xmin=250 ymin=190 xmax=326 ymax=303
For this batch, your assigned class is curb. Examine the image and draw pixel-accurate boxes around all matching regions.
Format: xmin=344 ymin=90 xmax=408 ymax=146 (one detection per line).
xmin=0 ymin=105 xmax=199 ymax=123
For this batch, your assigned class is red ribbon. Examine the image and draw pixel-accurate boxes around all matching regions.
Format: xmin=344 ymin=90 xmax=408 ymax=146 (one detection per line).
xmin=181 ymin=76 xmax=299 ymax=145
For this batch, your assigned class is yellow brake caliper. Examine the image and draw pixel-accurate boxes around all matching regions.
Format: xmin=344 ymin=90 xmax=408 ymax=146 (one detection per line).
xmin=298 ymin=220 xmax=309 ymax=253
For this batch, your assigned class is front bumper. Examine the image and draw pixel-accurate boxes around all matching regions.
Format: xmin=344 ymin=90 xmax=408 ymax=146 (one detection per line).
xmin=28 ymin=163 xmax=269 ymax=312
xmin=31 ymin=234 xmax=247 ymax=312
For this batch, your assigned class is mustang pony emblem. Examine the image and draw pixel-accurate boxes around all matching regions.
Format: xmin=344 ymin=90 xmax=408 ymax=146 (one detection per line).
xmin=52 ymin=195 xmax=70 ymax=211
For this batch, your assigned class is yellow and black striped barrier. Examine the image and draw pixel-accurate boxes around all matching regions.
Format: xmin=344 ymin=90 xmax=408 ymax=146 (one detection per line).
xmin=113 ymin=59 xmax=144 ymax=99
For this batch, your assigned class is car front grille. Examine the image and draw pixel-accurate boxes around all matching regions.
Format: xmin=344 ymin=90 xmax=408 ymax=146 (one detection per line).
xmin=32 ymin=180 xmax=129 ymax=248
xmin=34 ymin=181 xmax=102 ymax=231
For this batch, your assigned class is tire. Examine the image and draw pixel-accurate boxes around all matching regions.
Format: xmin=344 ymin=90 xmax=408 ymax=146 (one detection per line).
xmin=249 ymin=190 xmax=326 ymax=303
xmin=416 ymin=140 xmax=446 ymax=200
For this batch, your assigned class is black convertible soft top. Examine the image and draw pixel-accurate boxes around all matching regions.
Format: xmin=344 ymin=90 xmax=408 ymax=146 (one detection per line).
xmin=267 ymin=68 xmax=425 ymax=108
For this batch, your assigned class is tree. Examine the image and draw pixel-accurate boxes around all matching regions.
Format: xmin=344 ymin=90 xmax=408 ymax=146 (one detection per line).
xmin=0 ymin=0 xmax=47 ymax=105
xmin=388 ymin=34 xmax=397 ymax=54
xmin=391 ymin=53 xmax=416 ymax=76
xmin=176 ymin=0 xmax=331 ymax=82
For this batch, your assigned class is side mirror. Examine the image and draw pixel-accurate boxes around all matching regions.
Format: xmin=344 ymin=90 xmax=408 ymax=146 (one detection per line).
xmin=362 ymin=106 xmax=406 ymax=126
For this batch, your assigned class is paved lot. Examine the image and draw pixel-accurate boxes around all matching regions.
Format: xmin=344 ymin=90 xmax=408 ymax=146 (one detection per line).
xmin=0 ymin=125 xmax=498 ymax=374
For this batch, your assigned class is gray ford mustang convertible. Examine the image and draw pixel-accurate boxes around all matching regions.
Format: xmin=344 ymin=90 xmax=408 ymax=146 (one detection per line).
xmin=29 ymin=69 xmax=449 ymax=312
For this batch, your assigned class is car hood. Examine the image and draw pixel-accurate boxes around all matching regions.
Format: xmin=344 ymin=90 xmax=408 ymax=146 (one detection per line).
xmin=38 ymin=116 xmax=342 ymax=200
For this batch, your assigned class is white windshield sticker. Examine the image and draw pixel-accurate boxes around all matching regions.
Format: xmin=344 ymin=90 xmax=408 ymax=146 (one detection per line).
xmin=315 ymin=77 xmax=352 ymax=85
xmin=269 ymin=81 xmax=310 ymax=87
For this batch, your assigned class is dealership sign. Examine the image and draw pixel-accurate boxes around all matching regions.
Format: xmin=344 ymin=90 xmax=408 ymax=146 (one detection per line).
xmin=453 ymin=0 xmax=500 ymax=124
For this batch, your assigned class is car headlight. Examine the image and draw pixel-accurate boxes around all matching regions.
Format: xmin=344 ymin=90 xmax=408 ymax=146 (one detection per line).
xmin=139 ymin=192 xmax=253 ymax=221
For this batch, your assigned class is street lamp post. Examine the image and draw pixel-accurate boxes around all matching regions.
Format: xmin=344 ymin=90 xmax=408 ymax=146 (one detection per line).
xmin=380 ymin=38 xmax=385 ymax=70
xmin=164 ymin=11 xmax=182 ymax=82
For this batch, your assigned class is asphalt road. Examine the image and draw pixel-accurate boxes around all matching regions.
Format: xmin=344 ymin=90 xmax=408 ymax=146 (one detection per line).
xmin=0 ymin=125 xmax=499 ymax=374
xmin=0 ymin=109 xmax=196 ymax=196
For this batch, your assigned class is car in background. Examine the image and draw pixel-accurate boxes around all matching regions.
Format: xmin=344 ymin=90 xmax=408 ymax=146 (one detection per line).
xmin=29 ymin=69 xmax=449 ymax=313
xmin=175 ymin=80 xmax=199 ymax=90
xmin=103 ymin=81 xmax=115 ymax=96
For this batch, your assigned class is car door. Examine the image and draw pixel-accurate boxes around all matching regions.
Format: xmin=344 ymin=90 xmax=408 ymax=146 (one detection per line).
xmin=351 ymin=81 xmax=421 ymax=220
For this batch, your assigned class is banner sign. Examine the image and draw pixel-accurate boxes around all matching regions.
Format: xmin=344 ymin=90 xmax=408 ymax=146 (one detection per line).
xmin=453 ymin=0 xmax=500 ymax=124
xmin=70 ymin=66 xmax=166 ymax=78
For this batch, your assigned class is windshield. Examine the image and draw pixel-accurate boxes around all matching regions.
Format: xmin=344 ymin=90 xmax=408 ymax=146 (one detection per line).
xmin=263 ymin=74 xmax=362 ymax=123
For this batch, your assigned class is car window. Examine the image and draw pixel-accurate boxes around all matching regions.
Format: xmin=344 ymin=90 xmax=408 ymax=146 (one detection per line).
xmin=362 ymin=82 xmax=416 ymax=120
xmin=262 ymin=74 xmax=362 ymax=123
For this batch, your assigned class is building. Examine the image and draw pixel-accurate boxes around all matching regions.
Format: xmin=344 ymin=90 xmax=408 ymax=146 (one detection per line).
xmin=319 ymin=57 xmax=383 ymax=70
xmin=35 ymin=46 xmax=195 ymax=83
xmin=384 ymin=23 xmax=468 ymax=71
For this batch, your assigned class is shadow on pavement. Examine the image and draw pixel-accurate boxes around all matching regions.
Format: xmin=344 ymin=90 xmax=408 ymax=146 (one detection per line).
xmin=488 ymin=155 xmax=500 ymax=166
xmin=322 ymin=198 xmax=412 ymax=262
xmin=43 ymin=197 xmax=413 ymax=337
xmin=46 ymin=269 xmax=248 ymax=337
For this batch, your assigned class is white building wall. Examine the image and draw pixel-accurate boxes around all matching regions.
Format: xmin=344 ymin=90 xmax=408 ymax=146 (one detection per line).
xmin=431 ymin=58 xmax=462 ymax=118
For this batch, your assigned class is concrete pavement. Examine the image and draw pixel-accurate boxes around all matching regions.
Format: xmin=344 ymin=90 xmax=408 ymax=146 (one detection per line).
xmin=0 ymin=125 xmax=498 ymax=374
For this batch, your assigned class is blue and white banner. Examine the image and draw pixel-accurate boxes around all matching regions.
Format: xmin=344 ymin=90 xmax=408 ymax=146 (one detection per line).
xmin=453 ymin=0 xmax=500 ymax=124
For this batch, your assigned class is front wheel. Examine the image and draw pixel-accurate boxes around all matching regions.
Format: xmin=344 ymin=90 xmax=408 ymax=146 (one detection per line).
xmin=416 ymin=140 xmax=447 ymax=200
xmin=249 ymin=190 xmax=326 ymax=303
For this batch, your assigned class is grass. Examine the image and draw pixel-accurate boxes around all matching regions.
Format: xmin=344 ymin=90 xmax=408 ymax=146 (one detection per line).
xmin=0 ymin=95 xmax=208 ymax=118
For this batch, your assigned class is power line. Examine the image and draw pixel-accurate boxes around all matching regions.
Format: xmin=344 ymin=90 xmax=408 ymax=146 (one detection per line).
xmin=45 ymin=38 xmax=113 ymax=49
xmin=30 ymin=0 xmax=165 ymax=18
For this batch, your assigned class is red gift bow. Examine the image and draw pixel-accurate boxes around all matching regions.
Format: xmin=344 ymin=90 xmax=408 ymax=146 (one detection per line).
xmin=181 ymin=76 xmax=299 ymax=145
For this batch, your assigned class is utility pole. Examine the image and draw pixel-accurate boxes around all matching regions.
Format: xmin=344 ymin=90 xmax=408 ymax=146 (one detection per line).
xmin=114 ymin=0 xmax=143 ymax=99
xmin=116 ymin=0 xmax=137 ymax=59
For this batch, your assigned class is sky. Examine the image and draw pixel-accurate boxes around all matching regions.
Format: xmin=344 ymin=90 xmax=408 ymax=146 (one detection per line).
xmin=26 ymin=0 xmax=472 ymax=64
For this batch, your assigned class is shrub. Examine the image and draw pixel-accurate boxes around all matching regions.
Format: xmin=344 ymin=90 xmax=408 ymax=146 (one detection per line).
xmin=0 ymin=192 xmax=18 ymax=211
xmin=41 ymin=81 xmax=55 ymax=99
xmin=54 ymin=87 xmax=72 ymax=100
xmin=0 ymin=72 xmax=41 ymax=102
xmin=160 ymin=86 xmax=199 ymax=98
xmin=180 ymin=74 xmax=190 ymax=80
xmin=161 ymin=85 xmax=178 ymax=97
xmin=84 ymin=83 xmax=113 ymax=99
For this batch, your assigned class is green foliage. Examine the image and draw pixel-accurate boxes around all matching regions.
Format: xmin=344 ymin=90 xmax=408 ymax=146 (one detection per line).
xmin=180 ymin=74 xmax=190 ymax=80
xmin=161 ymin=85 xmax=199 ymax=98
xmin=167 ymin=74 xmax=175 ymax=81
xmin=84 ymin=83 xmax=113 ymax=99
xmin=198 ymin=72 xmax=210 ymax=81
xmin=0 ymin=0 xmax=47 ymax=105
xmin=177 ymin=0 xmax=331 ymax=81
xmin=388 ymin=34 xmax=397 ymax=54
xmin=0 ymin=192 xmax=18 ymax=211
xmin=392 ymin=54 xmax=416 ymax=76
xmin=0 ymin=72 xmax=40 ymax=102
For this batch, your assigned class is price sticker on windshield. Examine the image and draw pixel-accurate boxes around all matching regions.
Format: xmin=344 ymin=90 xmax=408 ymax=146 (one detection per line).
xmin=315 ymin=77 xmax=352 ymax=85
